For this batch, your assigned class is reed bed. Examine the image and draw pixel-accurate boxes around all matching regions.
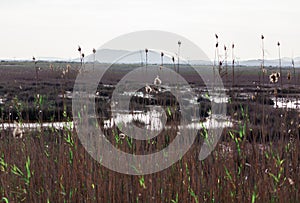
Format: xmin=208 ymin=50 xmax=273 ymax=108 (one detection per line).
xmin=0 ymin=60 xmax=299 ymax=202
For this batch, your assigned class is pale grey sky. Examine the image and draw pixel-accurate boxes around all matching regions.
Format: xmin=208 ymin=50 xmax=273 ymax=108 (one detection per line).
xmin=0 ymin=0 xmax=299 ymax=61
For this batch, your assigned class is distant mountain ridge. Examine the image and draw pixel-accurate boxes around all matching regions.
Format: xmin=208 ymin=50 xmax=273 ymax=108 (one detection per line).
xmin=84 ymin=49 xmax=300 ymax=67
xmin=2 ymin=49 xmax=300 ymax=67
xmin=236 ymin=58 xmax=297 ymax=67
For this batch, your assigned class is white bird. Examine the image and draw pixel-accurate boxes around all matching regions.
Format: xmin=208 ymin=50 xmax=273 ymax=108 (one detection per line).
xmin=154 ymin=75 xmax=162 ymax=85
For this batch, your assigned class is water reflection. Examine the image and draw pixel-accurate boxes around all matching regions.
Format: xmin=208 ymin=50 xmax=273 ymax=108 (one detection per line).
xmin=103 ymin=108 xmax=232 ymax=131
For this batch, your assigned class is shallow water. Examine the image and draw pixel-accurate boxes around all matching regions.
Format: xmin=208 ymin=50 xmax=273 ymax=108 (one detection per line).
xmin=103 ymin=109 xmax=232 ymax=131
xmin=272 ymin=97 xmax=300 ymax=110
xmin=0 ymin=121 xmax=73 ymax=131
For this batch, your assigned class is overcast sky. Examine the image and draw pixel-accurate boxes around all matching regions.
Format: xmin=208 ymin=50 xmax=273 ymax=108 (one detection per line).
xmin=0 ymin=0 xmax=299 ymax=61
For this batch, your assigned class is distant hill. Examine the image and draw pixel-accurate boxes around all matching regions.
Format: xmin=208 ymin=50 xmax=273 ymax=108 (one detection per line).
xmin=0 ymin=56 xmax=73 ymax=62
xmin=85 ymin=49 xmax=186 ymax=65
xmin=2 ymin=49 xmax=299 ymax=67
xmin=84 ymin=49 xmax=131 ymax=63
xmin=83 ymin=48 xmax=300 ymax=67
xmin=238 ymin=58 xmax=296 ymax=67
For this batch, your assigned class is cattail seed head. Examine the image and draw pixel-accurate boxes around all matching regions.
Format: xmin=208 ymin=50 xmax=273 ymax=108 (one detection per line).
xmin=270 ymin=75 xmax=276 ymax=83
xmin=119 ymin=133 xmax=126 ymax=139
xmin=13 ymin=121 xmax=24 ymax=139
xmin=66 ymin=64 xmax=71 ymax=73
xmin=269 ymin=72 xmax=280 ymax=83
xmin=287 ymin=71 xmax=291 ymax=80
xmin=145 ymin=85 xmax=152 ymax=93
xmin=288 ymin=178 xmax=295 ymax=185
xmin=154 ymin=75 xmax=162 ymax=85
